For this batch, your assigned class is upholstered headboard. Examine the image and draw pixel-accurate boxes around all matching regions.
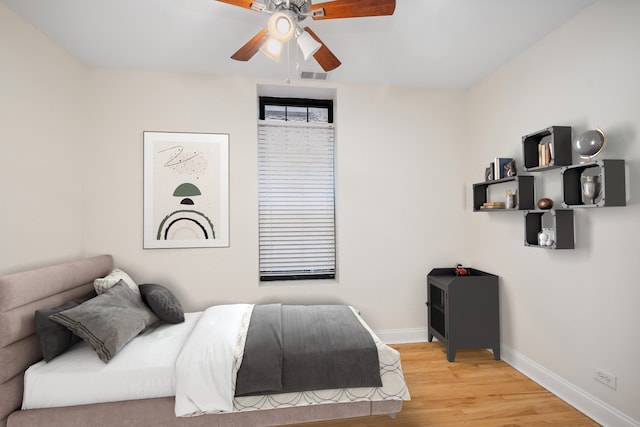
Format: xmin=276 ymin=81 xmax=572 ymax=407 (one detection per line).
xmin=0 ymin=255 xmax=114 ymax=427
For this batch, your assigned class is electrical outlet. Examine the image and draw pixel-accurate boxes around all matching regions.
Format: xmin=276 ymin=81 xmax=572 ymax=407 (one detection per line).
xmin=593 ymin=367 xmax=617 ymax=390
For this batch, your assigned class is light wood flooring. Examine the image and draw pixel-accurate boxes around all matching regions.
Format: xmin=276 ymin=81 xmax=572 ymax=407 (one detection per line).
xmin=289 ymin=342 xmax=600 ymax=427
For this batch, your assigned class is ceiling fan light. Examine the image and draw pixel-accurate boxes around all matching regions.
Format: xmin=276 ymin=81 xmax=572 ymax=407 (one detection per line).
xmin=268 ymin=11 xmax=295 ymax=42
xmin=260 ymin=37 xmax=283 ymax=62
xmin=296 ymin=30 xmax=322 ymax=60
xmin=276 ymin=16 xmax=290 ymax=34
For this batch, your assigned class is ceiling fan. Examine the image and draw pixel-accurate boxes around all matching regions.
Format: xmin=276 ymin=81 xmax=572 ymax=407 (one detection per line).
xmin=217 ymin=0 xmax=396 ymax=72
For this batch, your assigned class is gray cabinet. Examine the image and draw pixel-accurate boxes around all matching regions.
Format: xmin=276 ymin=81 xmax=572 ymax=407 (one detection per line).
xmin=427 ymin=268 xmax=500 ymax=362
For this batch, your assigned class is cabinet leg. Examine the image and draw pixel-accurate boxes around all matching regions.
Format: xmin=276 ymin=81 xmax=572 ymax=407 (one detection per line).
xmin=447 ymin=348 xmax=456 ymax=362
xmin=493 ymin=347 xmax=500 ymax=360
xmin=428 ymin=332 xmax=433 ymax=342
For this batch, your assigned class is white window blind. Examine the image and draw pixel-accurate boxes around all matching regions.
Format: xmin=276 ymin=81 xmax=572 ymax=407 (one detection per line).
xmin=258 ymin=121 xmax=336 ymax=281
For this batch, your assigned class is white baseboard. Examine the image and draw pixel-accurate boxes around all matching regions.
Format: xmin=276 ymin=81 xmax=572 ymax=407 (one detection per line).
xmin=374 ymin=327 xmax=429 ymax=344
xmin=501 ymin=345 xmax=640 ymax=427
xmin=374 ymin=329 xmax=639 ymax=427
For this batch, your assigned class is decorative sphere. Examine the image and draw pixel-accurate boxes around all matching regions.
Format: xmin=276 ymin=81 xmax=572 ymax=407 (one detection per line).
xmin=537 ymin=198 xmax=553 ymax=209
xmin=573 ymin=128 xmax=606 ymax=159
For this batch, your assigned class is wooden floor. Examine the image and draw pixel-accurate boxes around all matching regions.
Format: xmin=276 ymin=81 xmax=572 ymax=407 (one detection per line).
xmin=289 ymin=342 xmax=600 ymax=427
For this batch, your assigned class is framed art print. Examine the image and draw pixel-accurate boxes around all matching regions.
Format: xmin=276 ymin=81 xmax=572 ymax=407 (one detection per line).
xmin=143 ymin=131 xmax=229 ymax=248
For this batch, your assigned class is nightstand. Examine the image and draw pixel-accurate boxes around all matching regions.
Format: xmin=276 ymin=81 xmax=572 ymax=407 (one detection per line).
xmin=427 ymin=268 xmax=500 ymax=362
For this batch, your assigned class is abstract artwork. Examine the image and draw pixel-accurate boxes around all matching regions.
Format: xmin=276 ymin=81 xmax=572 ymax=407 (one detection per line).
xmin=143 ymin=132 xmax=229 ymax=248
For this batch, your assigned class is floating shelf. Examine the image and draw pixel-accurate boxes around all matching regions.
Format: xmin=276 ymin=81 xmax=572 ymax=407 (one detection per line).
xmin=524 ymin=209 xmax=574 ymax=249
xmin=472 ymin=176 xmax=534 ymax=212
xmin=474 ymin=125 xmax=626 ymax=250
xmin=561 ymin=159 xmax=626 ymax=208
xmin=522 ymin=126 xmax=572 ymax=171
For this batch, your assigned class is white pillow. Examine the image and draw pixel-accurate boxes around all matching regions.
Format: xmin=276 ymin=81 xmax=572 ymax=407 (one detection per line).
xmin=94 ymin=268 xmax=140 ymax=295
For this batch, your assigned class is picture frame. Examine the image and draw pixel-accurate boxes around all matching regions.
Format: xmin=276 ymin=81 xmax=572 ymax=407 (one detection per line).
xmin=143 ymin=131 xmax=229 ymax=248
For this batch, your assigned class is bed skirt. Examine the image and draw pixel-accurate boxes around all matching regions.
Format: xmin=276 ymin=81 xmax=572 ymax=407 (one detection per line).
xmin=8 ymin=397 xmax=402 ymax=427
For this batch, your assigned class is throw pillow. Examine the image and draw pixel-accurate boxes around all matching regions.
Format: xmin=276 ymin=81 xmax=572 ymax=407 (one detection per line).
xmin=35 ymin=291 xmax=97 ymax=361
xmin=94 ymin=267 xmax=140 ymax=295
xmin=139 ymin=283 xmax=185 ymax=324
xmin=50 ymin=280 xmax=158 ymax=362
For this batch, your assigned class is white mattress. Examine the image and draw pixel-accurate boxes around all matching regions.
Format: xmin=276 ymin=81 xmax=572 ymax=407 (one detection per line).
xmin=23 ymin=307 xmax=410 ymax=413
xmin=22 ymin=312 xmax=202 ymax=409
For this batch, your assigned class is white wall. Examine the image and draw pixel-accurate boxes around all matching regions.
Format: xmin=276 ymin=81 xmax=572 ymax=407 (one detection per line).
xmin=81 ymin=67 xmax=467 ymax=332
xmin=0 ymin=3 xmax=87 ymax=273
xmin=465 ymin=0 xmax=640 ymax=423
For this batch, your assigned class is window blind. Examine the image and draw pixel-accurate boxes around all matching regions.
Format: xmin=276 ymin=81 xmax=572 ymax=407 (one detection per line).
xmin=258 ymin=121 xmax=336 ymax=281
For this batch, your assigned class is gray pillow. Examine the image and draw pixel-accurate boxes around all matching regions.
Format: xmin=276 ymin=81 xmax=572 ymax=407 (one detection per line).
xmin=50 ymin=280 xmax=158 ymax=362
xmin=35 ymin=291 xmax=97 ymax=362
xmin=139 ymin=283 xmax=185 ymax=324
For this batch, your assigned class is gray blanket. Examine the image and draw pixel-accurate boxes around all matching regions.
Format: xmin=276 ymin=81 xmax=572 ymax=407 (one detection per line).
xmin=235 ymin=304 xmax=382 ymax=396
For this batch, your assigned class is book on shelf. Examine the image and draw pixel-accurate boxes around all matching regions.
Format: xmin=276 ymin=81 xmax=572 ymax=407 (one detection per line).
xmin=538 ymin=142 xmax=553 ymax=166
xmin=481 ymin=201 xmax=506 ymax=209
xmin=493 ymin=157 xmax=513 ymax=180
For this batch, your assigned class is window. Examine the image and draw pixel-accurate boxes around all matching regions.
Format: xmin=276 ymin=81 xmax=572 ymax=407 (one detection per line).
xmin=258 ymin=97 xmax=336 ymax=281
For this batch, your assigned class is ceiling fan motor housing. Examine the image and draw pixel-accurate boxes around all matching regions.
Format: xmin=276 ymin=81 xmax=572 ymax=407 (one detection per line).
xmin=266 ymin=0 xmax=310 ymax=19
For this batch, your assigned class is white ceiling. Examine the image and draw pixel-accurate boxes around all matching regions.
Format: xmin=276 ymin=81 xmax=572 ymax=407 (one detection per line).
xmin=3 ymin=0 xmax=596 ymax=89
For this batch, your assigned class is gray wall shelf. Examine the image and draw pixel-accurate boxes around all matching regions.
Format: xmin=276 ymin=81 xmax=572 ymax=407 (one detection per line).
xmin=472 ymin=175 xmax=534 ymax=211
xmin=522 ymin=125 xmax=573 ymax=171
xmin=561 ymin=159 xmax=626 ymax=208
xmin=524 ymin=209 xmax=575 ymax=249
xmin=474 ymin=126 xmax=626 ymax=249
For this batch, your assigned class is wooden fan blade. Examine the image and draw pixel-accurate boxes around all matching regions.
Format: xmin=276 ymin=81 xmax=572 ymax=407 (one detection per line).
xmin=231 ymin=28 xmax=269 ymax=61
xmin=216 ymin=0 xmax=261 ymax=11
xmin=311 ymin=0 xmax=395 ymax=20
xmin=304 ymin=28 xmax=341 ymax=72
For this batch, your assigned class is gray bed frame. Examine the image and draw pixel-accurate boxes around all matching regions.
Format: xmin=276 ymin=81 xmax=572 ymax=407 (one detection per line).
xmin=0 ymin=255 xmax=401 ymax=427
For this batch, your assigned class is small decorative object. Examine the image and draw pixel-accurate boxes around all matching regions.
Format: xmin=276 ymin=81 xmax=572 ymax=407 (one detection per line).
xmin=504 ymin=159 xmax=517 ymax=177
xmin=454 ymin=264 xmax=469 ymax=276
xmin=537 ymin=228 xmax=555 ymax=247
xmin=581 ymin=174 xmax=601 ymax=204
xmin=573 ymin=128 xmax=606 ymax=162
xmin=485 ymin=166 xmax=493 ymax=181
xmin=536 ymin=197 xmax=553 ymax=210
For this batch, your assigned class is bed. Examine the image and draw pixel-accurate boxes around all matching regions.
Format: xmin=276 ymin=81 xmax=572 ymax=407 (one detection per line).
xmin=0 ymin=255 xmax=408 ymax=427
